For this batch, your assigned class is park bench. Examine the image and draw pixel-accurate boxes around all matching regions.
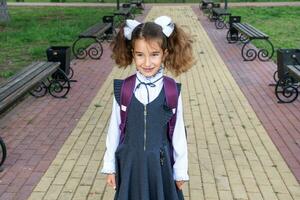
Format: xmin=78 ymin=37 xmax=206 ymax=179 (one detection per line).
xmin=0 ymin=61 xmax=71 ymax=171
xmin=72 ymin=15 xmax=115 ymax=60
xmin=130 ymin=0 xmax=144 ymax=10
xmin=274 ymin=49 xmax=300 ymax=103
xmin=211 ymin=7 xmax=231 ymax=29
xmin=114 ymin=3 xmax=134 ymax=26
xmin=226 ymin=16 xmax=274 ymax=61
xmin=200 ymin=0 xmax=214 ymax=10
xmin=0 ymin=61 xmax=71 ymax=115
xmin=0 ymin=136 xmax=6 ymax=172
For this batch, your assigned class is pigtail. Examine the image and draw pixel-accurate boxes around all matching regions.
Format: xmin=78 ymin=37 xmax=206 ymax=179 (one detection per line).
xmin=164 ymin=24 xmax=195 ymax=76
xmin=110 ymin=22 xmax=133 ymax=67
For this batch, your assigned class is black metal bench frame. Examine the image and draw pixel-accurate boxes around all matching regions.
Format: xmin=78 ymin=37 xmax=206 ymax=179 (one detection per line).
xmin=211 ymin=7 xmax=231 ymax=29
xmin=274 ymin=49 xmax=300 ymax=103
xmin=72 ymin=15 xmax=115 ymax=60
xmin=0 ymin=136 xmax=6 ymax=172
xmin=114 ymin=3 xmax=134 ymax=27
xmin=130 ymin=0 xmax=144 ymax=10
xmin=0 ymin=62 xmax=71 ymax=114
xmin=200 ymin=0 xmax=214 ymax=10
xmin=0 ymin=61 xmax=71 ymax=170
xmin=226 ymin=16 xmax=274 ymax=61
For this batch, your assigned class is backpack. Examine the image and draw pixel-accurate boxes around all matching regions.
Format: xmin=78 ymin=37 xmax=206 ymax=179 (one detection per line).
xmin=118 ymin=74 xmax=179 ymax=164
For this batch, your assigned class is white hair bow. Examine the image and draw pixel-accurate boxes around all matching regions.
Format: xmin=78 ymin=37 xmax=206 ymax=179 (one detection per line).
xmin=123 ymin=16 xmax=175 ymax=40
xmin=124 ymin=19 xmax=141 ymax=40
xmin=154 ymin=16 xmax=175 ymax=37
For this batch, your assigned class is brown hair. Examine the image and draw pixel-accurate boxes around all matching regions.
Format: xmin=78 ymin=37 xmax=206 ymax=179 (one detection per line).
xmin=110 ymin=21 xmax=194 ymax=76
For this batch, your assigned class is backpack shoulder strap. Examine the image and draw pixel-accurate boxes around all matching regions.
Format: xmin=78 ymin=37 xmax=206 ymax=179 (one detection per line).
xmin=163 ymin=76 xmax=179 ymax=141
xmin=163 ymin=76 xmax=180 ymax=166
xmin=119 ymin=74 xmax=136 ymax=144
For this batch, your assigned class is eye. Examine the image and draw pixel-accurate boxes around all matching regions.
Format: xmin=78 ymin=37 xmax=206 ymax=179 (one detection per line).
xmin=135 ymin=53 xmax=143 ymax=57
xmin=152 ymin=53 xmax=160 ymax=56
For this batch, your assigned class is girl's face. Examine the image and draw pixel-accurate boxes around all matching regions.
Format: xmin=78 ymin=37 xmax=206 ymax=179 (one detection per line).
xmin=133 ymin=38 xmax=167 ymax=77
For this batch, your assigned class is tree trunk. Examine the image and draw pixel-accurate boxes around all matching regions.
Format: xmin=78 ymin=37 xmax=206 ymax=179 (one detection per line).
xmin=0 ymin=0 xmax=10 ymax=23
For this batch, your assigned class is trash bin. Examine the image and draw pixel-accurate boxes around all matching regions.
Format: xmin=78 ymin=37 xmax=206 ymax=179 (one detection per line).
xmin=46 ymin=46 xmax=71 ymax=75
xmin=277 ymin=49 xmax=300 ymax=81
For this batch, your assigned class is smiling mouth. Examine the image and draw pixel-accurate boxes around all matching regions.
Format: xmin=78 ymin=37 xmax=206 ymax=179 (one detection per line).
xmin=142 ymin=67 xmax=154 ymax=72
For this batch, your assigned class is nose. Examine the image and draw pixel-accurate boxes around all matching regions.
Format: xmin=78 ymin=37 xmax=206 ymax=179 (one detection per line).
xmin=144 ymin=56 xmax=151 ymax=67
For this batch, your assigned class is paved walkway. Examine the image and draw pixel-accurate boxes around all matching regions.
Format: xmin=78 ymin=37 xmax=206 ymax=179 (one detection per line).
xmin=28 ymin=5 xmax=299 ymax=200
xmin=0 ymin=4 xmax=300 ymax=200
xmin=194 ymin=6 xmax=300 ymax=183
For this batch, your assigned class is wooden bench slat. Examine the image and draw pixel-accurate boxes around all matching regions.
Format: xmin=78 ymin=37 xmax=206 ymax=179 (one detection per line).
xmin=243 ymin=23 xmax=268 ymax=38
xmin=0 ymin=62 xmax=60 ymax=102
xmin=0 ymin=62 xmax=60 ymax=112
xmin=286 ymin=65 xmax=300 ymax=78
xmin=79 ymin=23 xmax=111 ymax=38
xmin=233 ymin=23 xmax=268 ymax=39
xmin=240 ymin=24 xmax=260 ymax=38
xmin=0 ymin=62 xmax=45 ymax=89
xmin=212 ymin=8 xmax=230 ymax=15
xmin=0 ymin=62 xmax=48 ymax=92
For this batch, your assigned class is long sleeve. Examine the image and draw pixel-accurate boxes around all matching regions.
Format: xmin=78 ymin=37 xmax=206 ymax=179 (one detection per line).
xmin=172 ymin=94 xmax=189 ymax=181
xmin=101 ymin=97 xmax=121 ymax=174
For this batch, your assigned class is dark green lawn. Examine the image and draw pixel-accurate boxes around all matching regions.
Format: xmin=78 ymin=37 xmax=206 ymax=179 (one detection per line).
xmin=1 ymin=6 xmax=300 ymax=80
xmin=230 ymin=6 xmax=300 ymax=60
xmin=0 ymin=7 xmax=114 ymax=79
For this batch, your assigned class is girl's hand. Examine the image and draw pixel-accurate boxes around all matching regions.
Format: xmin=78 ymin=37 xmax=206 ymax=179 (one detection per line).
xmin=175 ymin=180 xmax=185 ymax=190
xmin=106 ymin=174 xmax=116 ymax=190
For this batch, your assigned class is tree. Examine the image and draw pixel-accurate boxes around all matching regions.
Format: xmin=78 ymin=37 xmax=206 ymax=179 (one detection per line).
xmin=0 ymin=0 xmax=10 ymax=23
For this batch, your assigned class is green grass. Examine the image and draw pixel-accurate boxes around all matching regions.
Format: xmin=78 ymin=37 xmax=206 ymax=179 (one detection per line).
xmin=229 ymin=6 xmax=300 ymax=61
xmin=0 ymin=6 xmax=115 ymax=79
xmin=1 ymin=6 xmax=300 ymax=80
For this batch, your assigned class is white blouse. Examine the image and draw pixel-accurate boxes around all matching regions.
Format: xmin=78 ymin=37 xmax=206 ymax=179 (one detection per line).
xmin=101 ymin=69 xmax=189 ymax=181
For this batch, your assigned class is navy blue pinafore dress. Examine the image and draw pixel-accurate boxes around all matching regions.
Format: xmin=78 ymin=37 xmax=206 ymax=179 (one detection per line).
xmin=113 ymin=80 xmax=184 ymax=200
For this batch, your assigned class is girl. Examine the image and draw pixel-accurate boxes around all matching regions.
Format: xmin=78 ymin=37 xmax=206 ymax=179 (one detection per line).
xmin=101 ymin=16 xmax=194 ymax=200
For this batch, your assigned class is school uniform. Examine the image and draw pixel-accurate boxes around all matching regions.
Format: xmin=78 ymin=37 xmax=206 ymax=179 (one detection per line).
xmin=102 ymin=69 xmax=189 ymax=200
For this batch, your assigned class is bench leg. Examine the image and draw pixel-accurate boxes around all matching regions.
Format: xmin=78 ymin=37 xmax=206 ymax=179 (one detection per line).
xmin=88 ymin=38 xmax=104 ymax=60
xmin=275 ymin=75 xmax=299 ymax=103
xmin=241 ymin=38 xmax=274 ymax=62
xmin=102 ymin=27 xmax=117 ymax=42
xmin=200 ymin=2 xmax=207 ymax=10
xmin=226 ymin=29 xmax=239 ymax=44
xmin=138 ymin=2 xmax=145 ymax=10
xmin=257 ymin=39 xmax=274 ymax=61
xmin=215 ymin=15 xmax=226 ymax=29
xmin=72 ymin=38 xmax=88 ymax=59
xmin=29 ymin=81 xmax=48 ymax=98
xmin=0 ymin=137 xmax=7 ymax=170
xmin=208 ymin=11 xmax=217 ymax=21
xmin=48 ymin=68 xmax=71 ymax=98
xmin=241 ymin=39 xmax=257 ymax=61
xmin=268 ymin=70 xmax=278 ymax=86
xmin=72 ymin=37 xmax=104 ymax=60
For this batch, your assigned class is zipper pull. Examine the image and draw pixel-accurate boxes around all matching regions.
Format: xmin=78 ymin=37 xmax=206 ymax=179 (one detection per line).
xmin=160 ymin=148 xmax=164 ymax=166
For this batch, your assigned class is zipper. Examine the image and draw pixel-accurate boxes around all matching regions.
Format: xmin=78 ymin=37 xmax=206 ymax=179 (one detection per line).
xmin=144 ymin=104 xmax=147 ymax=151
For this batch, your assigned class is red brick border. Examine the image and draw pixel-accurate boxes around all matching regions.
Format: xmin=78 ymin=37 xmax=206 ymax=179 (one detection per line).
xmin=193 ymin=6 xmax=300 ymax=182
xmin=0 ymin=6 xmax=151 ymax=199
